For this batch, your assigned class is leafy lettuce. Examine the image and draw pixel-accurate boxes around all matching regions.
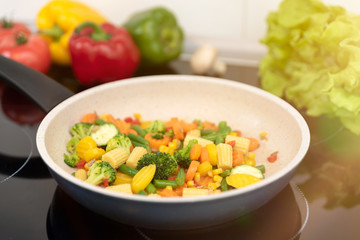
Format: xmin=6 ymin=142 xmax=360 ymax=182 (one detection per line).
xmin=259 ymin=0 xmax=360 ymax=134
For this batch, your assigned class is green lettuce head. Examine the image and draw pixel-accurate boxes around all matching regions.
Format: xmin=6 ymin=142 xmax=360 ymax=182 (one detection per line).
xmin=260 ymin=0 xmax=360 ymax=135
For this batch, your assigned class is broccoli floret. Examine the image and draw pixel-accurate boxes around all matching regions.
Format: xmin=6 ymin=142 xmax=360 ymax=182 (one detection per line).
xmin=64 ymin=152 xmax=80 ymax=167
xmin=85 ymin=161 xmax=116 ymax=185
xmin=66 ymin=136 xmax=80 ymax=153
xmin=70 ymin=123 xmax=94 ymax=139
xmin=106 ymin=133 xmax=132 ymax=153
xmin=64 ymin=136 xmax=80 ymax=167
xmin=174 ymin=139 xmax=198 ymax=168
xmin=90 ymin=122 xmax=119 ymax=146
xmin=146 ymin=120 xmax=166 ymax=133
xmin=136 ymin=152 xmax=177 ymax=180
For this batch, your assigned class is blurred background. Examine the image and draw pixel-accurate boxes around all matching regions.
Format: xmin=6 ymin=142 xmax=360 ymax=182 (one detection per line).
xmin=1 ymin=0 xmax=360 ymax=67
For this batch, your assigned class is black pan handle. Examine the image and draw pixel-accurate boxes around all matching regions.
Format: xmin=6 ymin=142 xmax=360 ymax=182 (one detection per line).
xmin=0 ymin=56 xmax=74 ymax=113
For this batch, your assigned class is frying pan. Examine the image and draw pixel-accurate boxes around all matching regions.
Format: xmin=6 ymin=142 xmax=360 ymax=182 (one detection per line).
xmin=0 ymin=55 xmax=310 ymax=230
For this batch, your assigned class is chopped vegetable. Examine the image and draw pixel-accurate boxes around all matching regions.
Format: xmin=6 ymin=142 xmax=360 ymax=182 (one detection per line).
xmin=85 ymin=161 xmax=116 ymax=186
xmin=106 ymin=133 xmax=132 ymax=153
xmin=64 ymin=113 xmax=269 ymax=197
xmin=136 ymin=152 xmax=178 ymax=180
xmin=90 ymin=122 xmax=119 ymax=146
xmin=231 ymin=164 xmax=264 ymax=179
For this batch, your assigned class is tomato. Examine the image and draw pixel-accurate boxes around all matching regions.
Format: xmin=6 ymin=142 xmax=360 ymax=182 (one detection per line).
xmin=1 ymin=34 xmax=51 ymax=73
xmin=0 ymin=20 xmax=31 ymax=51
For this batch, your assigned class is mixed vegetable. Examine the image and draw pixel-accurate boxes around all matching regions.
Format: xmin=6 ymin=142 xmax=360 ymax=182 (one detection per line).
xmin=64 ymin=113 xmax=278 ymax=198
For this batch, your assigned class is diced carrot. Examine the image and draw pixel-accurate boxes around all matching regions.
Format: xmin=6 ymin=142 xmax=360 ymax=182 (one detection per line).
xmin=185 ymin=160 xmax=200 ymax=182
xmin=199 ymin=147 xmax=209 ymax=163
xmin=234 ymin=130 xmax=242 ymax=137
xmin=144 ymin=133 xmax=171 ymax=150
xmin=197 ymin=176 xmax=214 ymax=189
xmin=180 ymin=120 xmax=197 ymax=134
xmin=114 ymin=119 xmax=131 ymax=135
xmin=232 ymin=150 xmax=244 ymax=167
xmin=175 ymin=183 xmax=187 ymax=196
xmin=101 ymin=114 xmax=116 ymax=123
xmin=159 ymin=188 xmax=178 ymax=197
xmin=190 ymin=144 xmax=202 ymax=161
xmin=80 ymin=113 xmax=97 ymax=123
xmin=247 ymin=137 xmax=259 ymax=151
xmin=166 ymin=118 xmax=184 ymax=140
xmin=168 ymin=175 xmax=177 ymax=180
xmin=128 ymin=128 xmax=138 ymax=136
xmin=202 ymin=121 xmax=217 ymax=130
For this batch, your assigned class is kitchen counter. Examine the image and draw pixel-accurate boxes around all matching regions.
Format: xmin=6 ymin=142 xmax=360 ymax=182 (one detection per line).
xmin=1 ymin=58 xmax=359 ymax=239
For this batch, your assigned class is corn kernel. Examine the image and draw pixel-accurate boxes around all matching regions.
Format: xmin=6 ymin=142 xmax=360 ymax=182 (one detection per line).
xmin=213 ymin=175 xmax=223 ymax=183
xmin=194 ymin=172 xmax=201 ymax=182
xmin=197 ymin=161 xmax=213 ymax=176
xmin=165 ymin=186 xmax=173 ymax=191
xmin=208 ymin=182 xmax=219 ymax=190
xmin=187 ymin=180 xmax=195 ymax=187
xmin=159 ymin=145 xmax=167 ymax=153
xmin=134 ymin=113 xmax=141 ymax=120
xmin=84 ymin=163 xmax=90 ymax=170
xmin=212 ymin=168 xmax=223 ymax=175
xmin=247 ymin=152 xmax=256 ymax=159
xmin=74 ymin=169 xmax=87 ymax=181
xmin=230 ymin=132 xmax=237 ymax=136
xmin=259 ymin=131 xmax=268 ymax=140
xmin=169 ymin=141 xmax=177 ymax=149
xmin=245 ymin=158 xmax=256 ymax=166
xmin=207 ymin=170 xmax=213 ymax=177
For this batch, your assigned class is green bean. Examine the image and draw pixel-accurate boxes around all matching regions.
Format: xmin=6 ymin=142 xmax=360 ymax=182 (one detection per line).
xmin=220 ymin=178 xmax=228 ymax=192
xmin=220 ymin=169 xmax=231 ymax=178
xmin=118 ymin=164 xmax=138 ymax=177
xmin=175 ymin=168 xmax=185 ymax=186
xmin=137 ymin=190 xmax=147 ymax=195
xmin=153 ymin=179 xmax=178 ymax=189
xmin=145 ymin=183 xmax=157 ymax=194
xmin=128 ymin=133 xmax=151 ymax=153
xmin=131 ymin=125 xmax=146 ymax=137
xmin=255 ymin=165 xmax=266 ymax=174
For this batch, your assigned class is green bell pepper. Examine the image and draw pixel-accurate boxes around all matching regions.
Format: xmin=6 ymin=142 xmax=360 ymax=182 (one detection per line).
xmin=124 ymin=6 xmax=184 ymax=65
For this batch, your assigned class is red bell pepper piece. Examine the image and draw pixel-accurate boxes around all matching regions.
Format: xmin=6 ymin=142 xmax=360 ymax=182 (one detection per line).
xmin=0 ymin=32 xmax=51 ymax=73
xmin=267 ymin=151 xmax=278 ymax=163
xmin=0 ymin=19 xmax=31 ymax=51
xmin=69 ymin=21 xmax=140 ymax=86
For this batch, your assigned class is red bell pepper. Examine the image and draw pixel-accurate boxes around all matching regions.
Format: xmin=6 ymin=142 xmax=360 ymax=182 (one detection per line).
xmin=0 ymin=19 xmax=31 ymax=51
xmin=0 ymin=33 xmax=51 ymax=73
xmin=69 ymin=22 xmax=140 ymax=86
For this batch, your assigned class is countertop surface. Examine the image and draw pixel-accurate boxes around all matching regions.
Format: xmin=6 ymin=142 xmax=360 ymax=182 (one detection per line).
xmin=1 ymin=59 xmax=360 ymax=240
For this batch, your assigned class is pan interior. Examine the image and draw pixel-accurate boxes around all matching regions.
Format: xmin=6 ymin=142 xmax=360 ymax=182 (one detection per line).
xmin=40 ymin=77 xmax=305 ymax=180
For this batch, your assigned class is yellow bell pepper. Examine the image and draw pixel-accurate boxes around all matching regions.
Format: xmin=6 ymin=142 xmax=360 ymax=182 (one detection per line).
xmin=36 ymin=0 xmax=107 ymax=65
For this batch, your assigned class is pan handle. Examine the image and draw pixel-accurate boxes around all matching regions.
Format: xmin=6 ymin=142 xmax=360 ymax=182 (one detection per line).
xmin=0 ymin=56 xmax=74 ymax=113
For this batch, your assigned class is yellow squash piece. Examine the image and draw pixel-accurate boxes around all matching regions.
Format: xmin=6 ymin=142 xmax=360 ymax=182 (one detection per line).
xmin=226 ymin=174 xmax=261 ymax=189
xmin=76 ymin=136 xmax=105 ymax=162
